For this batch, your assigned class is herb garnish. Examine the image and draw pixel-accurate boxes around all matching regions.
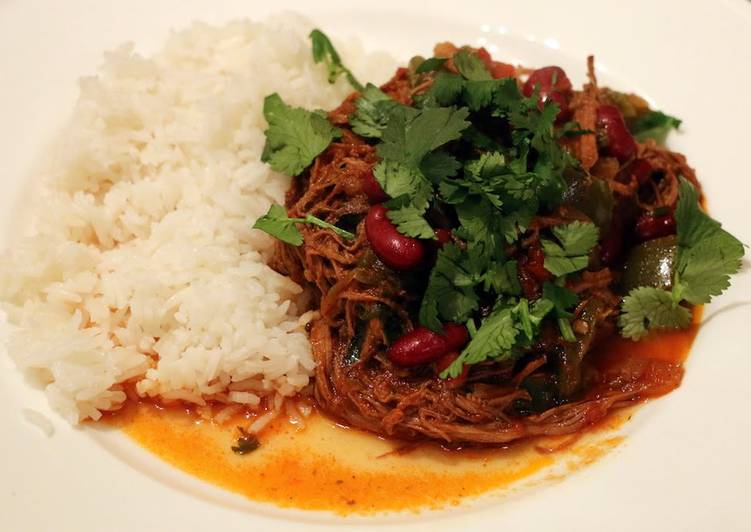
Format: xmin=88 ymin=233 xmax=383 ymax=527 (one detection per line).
xmin=452 ymin=49 xmax=492 ymax=81
xmin=255 ymin=34 xmax=743 ymax=378
xmin=541 ymin=221 xmax=599 ymax=277
xmin=543 ymin=282 xmax=579 ymax=342
xmin=261 ymin=94 xmax=341 ymax=176
xmin=629 ymin=110 xmax=682 ymax=144
xmin=350 ymin=84 xmax=399 ymax=139
xmin=619 ymin=178 xmax=744 ymax=339
xmin=231 ymin=427 xmax=260 ymax=455
xmin=415 ymin=57 xmax=447 ymax=74
xmin=309 ymin=29 xmax=364 ymax=91
xmin=355 ymin=56 xmax=587 ymax=376
xmin=253 ymin=204 xmax=355 ymax=246
xmin=374 ymin=105 xmax=470 ymax=238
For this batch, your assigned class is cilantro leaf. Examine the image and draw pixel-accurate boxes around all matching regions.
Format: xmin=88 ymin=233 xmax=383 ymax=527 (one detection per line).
xmin=550 ymin=221 xmax=600 ymax=255
xmin=373 ymin=161 xmax=433 ymax=205
xmin=541 ymin=221 xmax=599 ymax=277
xmin=489 ymin=77 xmax=526 ymax=115
xmin=463 ymin=80 xmax=500 ymax=111
xmin=498 ymin=209 xmax=535 ymax=244
xmin=452 ymin=77 xmax=571 ymax=208
xmin=309 ymin=29 xmax=363 ymax=91
xmin=675 ymin=233 xmax=744 ymax=304
xmin=442 ymin=301 xmax=518 ymax=377
xmin=672 ymin=178 xmax=744 ymax=304
xmin=674 ymin=177 xmax=721 ymax=248
xmin=378 ymin=106 xmax=470 ymax=165
xmin=515 ymin=297 xmax=554 ymax=343
xmin=453 ymin=50 xmax=492 ymax=81
xmin=385 ymin=201 xmax=435 ymax=239
xmin=619 ymin=287 xmax=692 ymax=340
xmin=461 ymin=124 xmax=502 ymax=151
xmin=542 ymin=282 xmax=578 ymax=318
xmin=542 ymin=254 xmax=588 ymax=278
xmin=454 ymin=196 xmax=506 ymax=262
xmin=350 ymin=84 xmax=400 ymax=139
xmin=261 ymin=94 xmax=341 ymax=176
xmin=618 ymin=178 xmax=744 ymax=339
xmin=419 ymin=244 xmax=480 ymax=332
xmin=415 ymin=57 xmax=447 ymax=74
xmin=482 ymin=260 xmax=521 ymax=295
xmin=253 ymin=204 xmax=355 ymax=246
xmin=252 ymin=204 xmax=303 ymax=245
xmin=557 ymin=120 xmax=595 ymax=139
xmin=377 ymin=105 xmax=470 ymax=165
xmin=557 ymin=317 xmax=576 ymax=343
xmin=441 ymin=297 xmax=554 ymax=378
xmin=420 ymin=151 xmax=461 ymax=183
xmin=542 ymin=282 xmax=579 ymax=342
xmin=629 ymin=110 xmax=681 ymax=144
xmin=420 ymin=73 xmax=465 ymax=107
xmin=374 ymin=160 xmax=434 ymax=239
xmin=464 ymin=151 xmax=506 ymax=179
xmin=530 ymin=297 xmax=556 ymax=328
xmin=373 ymin=105 xmax=470 ymax=239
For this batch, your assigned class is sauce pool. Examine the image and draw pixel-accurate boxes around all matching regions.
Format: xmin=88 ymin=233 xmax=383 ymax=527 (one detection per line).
xmin=110 ymin=312 xmax=700 ymax=515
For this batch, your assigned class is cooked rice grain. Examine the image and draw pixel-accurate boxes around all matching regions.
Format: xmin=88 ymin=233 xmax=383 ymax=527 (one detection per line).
xmin=0 ymin=15 xmax=394 ymax=423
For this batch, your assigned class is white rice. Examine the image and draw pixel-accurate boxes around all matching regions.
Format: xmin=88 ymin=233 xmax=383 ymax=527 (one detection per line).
xmin=0 ymin=15 xmax=395 ymax=424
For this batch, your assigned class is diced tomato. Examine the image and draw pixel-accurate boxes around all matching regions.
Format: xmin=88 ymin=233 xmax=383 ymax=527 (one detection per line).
xmin=476 ymin=47 xmax=516 ymax=79
xmin=476 ymin=47 xmax=492 ymax=63
xmin=525 ymin=247 xmax=553 ymax=282
xmin=489 ymin=61 xmax=516 ymax=79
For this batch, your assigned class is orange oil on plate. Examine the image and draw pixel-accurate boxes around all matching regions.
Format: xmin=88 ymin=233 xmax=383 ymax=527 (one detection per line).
xmin=113 ymin=313 xmax=699 ymax=515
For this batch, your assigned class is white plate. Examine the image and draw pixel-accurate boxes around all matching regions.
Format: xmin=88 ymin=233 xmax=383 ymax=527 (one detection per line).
xmin=2 ymin=1 xmax=750 ymax=530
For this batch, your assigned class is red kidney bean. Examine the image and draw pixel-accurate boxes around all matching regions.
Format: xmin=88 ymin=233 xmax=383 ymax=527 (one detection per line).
xmin=634 ymin=212 xmax=677 ymax=241
xmin=628 ymin=159 xmax=653 ymax=186
xmin=599 ymin=231 xmax=622 ymax=266
xmin=522 ymin=66 xmax=572 ymax=118
xmin=388 ymin=323 xmax=469 ymax=366
xmin=434 ymin=228 xmax=452 ymax=247
xmin=597 ymin=105 xmax=637 ymax=162
xmin=442 ymin=322 xmax=469 ymax=351
xmin=361 ymin=170 xmax=388 ymax=202
xmin=365 ymin=204 xmax=426 ymax=270
xmin=599 ymin=219 xmax=623 ymax=266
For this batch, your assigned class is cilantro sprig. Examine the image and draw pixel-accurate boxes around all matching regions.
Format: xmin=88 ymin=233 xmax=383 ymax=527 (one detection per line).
xmin=452 ymin=49 xmax=492 ymax=81
xmin=619 ymin=287 xmax=692 ymax=340
xmin=541 ymin=221 xmax=599 ymax=277
xmin=618 ymin=178 xmax=744 ymax=339
xmin=373 ymin=104 xmax=471 ymax=238
xmin=543 ymin=282 xmax=579 ymax=342
xmin=629 ymin=110 xmax=682 ymax=144
xmin=350 ymin=84 xmax=399 ymax=139
xmin=415 ymin=57 xmax=447 ymax=74
xmin=386 ymin=60 xmax=588 ymax=373
xmin=441 ymin=297 xmax=554 ymax=378
xmin=309 ymin=29 xmax=363 ymax=91
xmin=261 ymin=94 xmax=341 ymax=176
xmin=253 ymin=204 xmax=355 ymax=246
